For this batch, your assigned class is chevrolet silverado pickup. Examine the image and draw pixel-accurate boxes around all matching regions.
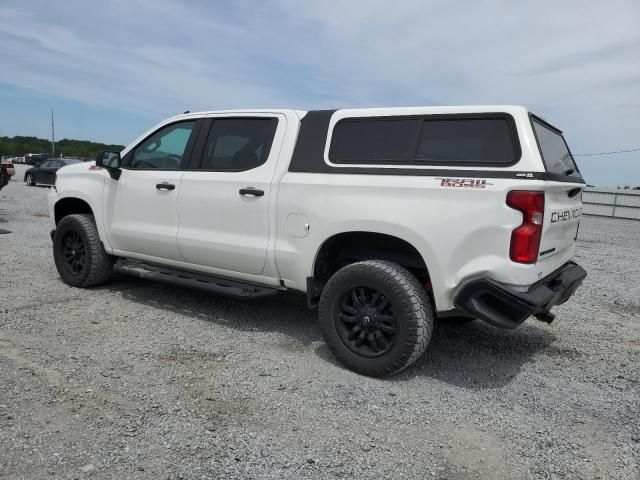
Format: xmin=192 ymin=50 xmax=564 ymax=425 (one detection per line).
xmin=48 ymin=106 xmax=586 ymax=376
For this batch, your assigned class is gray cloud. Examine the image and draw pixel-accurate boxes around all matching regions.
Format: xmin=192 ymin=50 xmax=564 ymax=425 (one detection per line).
xmin=0 ymin=0 xmax=638 ymax=185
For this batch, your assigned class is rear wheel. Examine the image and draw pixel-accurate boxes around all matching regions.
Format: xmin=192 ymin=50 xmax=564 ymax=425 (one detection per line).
xmin=319 ymin=260 xmax=433 ymax=376
xmin=53 ymin=214 xmax=114 ymax=287
xmin=25 ymin=173 xmax=35 ymax=186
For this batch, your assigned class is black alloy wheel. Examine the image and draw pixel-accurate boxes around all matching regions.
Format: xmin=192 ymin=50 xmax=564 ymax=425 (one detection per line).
xmin=334 ymin=286 xmax=397 ymax=358
xmin=53 ymin=214 xmax=114 ymax=287
xmin=319 ymin=260 xmax=434 ymax=376
xmin=61 ymin=230 xmax=86 ymax=276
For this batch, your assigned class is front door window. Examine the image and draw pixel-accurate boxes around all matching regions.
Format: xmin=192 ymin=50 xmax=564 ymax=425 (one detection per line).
xmin=130 ymin=121 xmax=196 ymax=170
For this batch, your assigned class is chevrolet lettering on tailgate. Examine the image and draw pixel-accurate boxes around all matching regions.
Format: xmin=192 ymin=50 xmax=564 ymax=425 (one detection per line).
xmin=551 ymin=207 xmax=582 ymax=223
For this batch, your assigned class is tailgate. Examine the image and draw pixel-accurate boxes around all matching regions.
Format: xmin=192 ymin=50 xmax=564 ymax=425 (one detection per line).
xmin=539 ymin=184 xmax=582 ymax=261
xmin=530 ymin=114 xmax=584 ymax=265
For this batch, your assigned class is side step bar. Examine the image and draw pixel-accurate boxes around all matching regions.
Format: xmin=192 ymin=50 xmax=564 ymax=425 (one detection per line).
xmin=114 ymin=260 xmax=278 ymax=299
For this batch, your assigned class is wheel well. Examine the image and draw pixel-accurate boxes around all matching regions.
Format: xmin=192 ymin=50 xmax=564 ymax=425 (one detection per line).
xmin=54 ymin=198 xmax=93 ymax=225
xmin=310 ymin=232 xmax=430 ymax=300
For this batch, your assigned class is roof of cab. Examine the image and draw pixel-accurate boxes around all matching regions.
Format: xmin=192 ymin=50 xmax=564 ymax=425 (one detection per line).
xmin=167 ymin=105 xmax=529 ymax=123
xmin=163 ymin=109 xmax=308 ymax=122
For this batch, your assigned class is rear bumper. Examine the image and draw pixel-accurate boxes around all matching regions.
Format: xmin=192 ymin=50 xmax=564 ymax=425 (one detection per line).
xmin=454 ymin=262 xmax=586 ymax=329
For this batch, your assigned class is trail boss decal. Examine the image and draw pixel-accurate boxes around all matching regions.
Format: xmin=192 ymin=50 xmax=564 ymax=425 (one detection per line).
xmin=436 ymin=178 xmax=492 ymax=188
xmin=551 ymin=207 xmax=582 ymax=223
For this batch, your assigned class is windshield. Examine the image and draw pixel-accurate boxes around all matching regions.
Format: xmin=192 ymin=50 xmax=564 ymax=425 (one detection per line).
xmin=531 ymin=117 xmax=579 ymax=177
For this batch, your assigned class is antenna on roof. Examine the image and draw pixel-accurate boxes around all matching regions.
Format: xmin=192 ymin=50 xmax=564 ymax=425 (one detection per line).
xmin=183 ymin=110 xmax=190 ymax=114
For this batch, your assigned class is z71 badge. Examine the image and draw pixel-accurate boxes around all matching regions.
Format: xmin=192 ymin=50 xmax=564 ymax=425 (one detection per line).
xmin=436 ymin=178 xmax=492 ymax=188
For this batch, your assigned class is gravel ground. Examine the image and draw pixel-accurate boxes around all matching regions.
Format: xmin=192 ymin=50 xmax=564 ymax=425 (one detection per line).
xmin=1 ymin=164 xmax=639 ymax=479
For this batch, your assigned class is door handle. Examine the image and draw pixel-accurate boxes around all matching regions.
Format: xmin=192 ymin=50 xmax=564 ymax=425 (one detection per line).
xmin=239 ymin=187 xmax=264 ymax=197
xmin=156 ymin=182 xmax=175 ymax=191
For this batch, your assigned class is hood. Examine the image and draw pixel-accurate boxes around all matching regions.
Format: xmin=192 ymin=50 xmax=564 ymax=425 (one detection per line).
xmin=57 ymin=161 xmax=95 ymax=175
xmin=54 ymin=161 xmax=105 ymax=194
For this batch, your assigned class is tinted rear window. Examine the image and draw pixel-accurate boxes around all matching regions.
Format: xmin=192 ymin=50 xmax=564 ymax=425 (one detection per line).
xmin=330 ymin=115 xmax=519 ymax=165
xmin=416 ymin=118 xmax=516 ymax=164
xmin=199 ymin=118 xmax=277 ymax=171
xmin=330 ymin=118 xmax=421 ymax=163
xmin=531 ymin=118 xmax=578 ymax=176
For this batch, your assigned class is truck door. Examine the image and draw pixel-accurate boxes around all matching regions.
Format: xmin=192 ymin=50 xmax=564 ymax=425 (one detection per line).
xmin=102 ymin=120 xmax=200 ymax=261
xmin=177 ymin=114 xmax=284 ymax=275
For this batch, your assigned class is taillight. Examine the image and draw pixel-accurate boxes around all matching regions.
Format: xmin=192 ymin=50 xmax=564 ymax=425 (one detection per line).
xmin=507 ymin=190 xmax=545 ymax=264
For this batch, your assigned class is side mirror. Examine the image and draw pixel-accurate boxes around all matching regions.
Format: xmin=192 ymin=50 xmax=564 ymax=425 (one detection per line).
xmin=96 ymin=151 xmax=122 ymax=180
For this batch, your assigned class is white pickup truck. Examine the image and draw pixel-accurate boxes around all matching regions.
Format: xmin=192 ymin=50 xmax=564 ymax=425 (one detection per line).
xmin=48 ymin=106 xmax=586 ymax=376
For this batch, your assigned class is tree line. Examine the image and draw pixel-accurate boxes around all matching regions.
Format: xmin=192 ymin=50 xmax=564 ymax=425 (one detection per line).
xmin=0 ymin=136 xmax=124 ymax=160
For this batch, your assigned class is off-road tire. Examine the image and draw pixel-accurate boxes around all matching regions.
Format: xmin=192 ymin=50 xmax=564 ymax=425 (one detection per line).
xmin=53 ymin=214 xmax=114 ymax=287
xmin=318 ymin=260 xmax=433 ymax=376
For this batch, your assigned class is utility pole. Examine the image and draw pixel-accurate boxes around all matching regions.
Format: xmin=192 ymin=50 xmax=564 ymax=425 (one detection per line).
xmin=51 ymin=109 xmax=55 ymax=155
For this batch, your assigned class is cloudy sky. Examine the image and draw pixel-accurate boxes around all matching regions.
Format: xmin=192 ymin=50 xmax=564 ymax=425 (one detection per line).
xmin=0 ymin=0 xmax=638 ymax=185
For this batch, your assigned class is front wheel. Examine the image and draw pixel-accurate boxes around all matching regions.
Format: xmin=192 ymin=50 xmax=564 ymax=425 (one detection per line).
xmin=25 ymin=173 xmax=35 ymax=186
xmin=53 ymin=214 xmax=114 ymax=287
xmin=318 ymin=260 xmax=433 ymax=376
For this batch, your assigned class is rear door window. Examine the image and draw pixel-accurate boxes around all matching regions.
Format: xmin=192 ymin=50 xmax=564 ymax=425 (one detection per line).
xmin=330 ymin=115 xmax=520 ymax=166
xmin=198 ymin=118 xmax=278 ymax=171
xmin=531 ymin=117 xmax=579 ymax=177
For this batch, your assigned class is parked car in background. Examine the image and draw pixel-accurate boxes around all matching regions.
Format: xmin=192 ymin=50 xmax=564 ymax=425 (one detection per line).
xmin=24 ymin=152 xmax=55 ymax=165
xmin=25 ymin=158 xmax=82 ymax=187
xmin=0 ymin=164 xmax=8 ymax=190
xmin=0 ymin=158 xmax=16 ymax=177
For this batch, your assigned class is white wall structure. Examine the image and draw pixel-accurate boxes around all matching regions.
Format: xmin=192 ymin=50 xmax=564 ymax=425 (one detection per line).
xmin=583 ymin=188 xmax=640 ymax=220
